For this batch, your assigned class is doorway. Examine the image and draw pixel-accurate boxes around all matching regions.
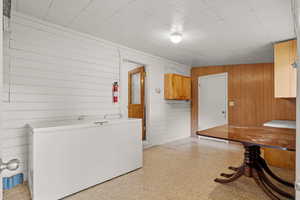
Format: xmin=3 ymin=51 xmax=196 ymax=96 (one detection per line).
xmin=126 ymin=65 xmax=146 ymax=140
xmin=198 ymin=73 xmax=228 ymax=131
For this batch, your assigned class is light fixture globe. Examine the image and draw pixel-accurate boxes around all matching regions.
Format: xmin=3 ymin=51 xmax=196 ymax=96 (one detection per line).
xmin=170 ymin=32 xmax=183 ymax=44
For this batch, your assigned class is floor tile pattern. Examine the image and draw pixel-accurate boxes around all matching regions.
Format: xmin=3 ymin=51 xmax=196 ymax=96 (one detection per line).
xmin=4 ymin=138 xmax=295 ymax=200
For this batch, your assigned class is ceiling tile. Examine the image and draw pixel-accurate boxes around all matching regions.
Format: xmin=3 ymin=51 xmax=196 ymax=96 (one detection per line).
xmin=249 ymin=0 xmax=295 ymax=42
xmin=201 ymin=0 xmax=254 ymax=20
xmin=132 ymin=0 xmax=189 ymax=30
xmin=45 ymin=0 xmax=91 ymax=26
xmin=91 ymin=3 xmax=160 ymax=45
xmin=69 ymin=0 xmax=134 ymax=32
xmin=16 ymin=0 xmax=53 ymax=19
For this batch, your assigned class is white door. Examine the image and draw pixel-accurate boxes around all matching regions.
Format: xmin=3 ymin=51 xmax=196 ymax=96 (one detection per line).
xmin=198 ymin=73 xmax=228 ymax=131
xmin=0 ymin=0 xmax=3 ymax=198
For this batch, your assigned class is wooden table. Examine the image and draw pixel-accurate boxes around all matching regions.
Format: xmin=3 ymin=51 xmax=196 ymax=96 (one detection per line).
xmin=197 ymin=125 xmax=296 ymax=200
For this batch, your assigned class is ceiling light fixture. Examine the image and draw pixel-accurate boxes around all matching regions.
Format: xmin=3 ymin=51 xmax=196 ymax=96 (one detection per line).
xmin=170 ymin=32 xmax=183 ymax=44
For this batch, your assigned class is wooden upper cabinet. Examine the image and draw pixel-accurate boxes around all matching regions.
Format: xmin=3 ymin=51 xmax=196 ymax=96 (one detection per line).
xmin=164 ymin=74 xmax=191 ymax=100
xmin=274 ymin=39 xmax=297 ymax=98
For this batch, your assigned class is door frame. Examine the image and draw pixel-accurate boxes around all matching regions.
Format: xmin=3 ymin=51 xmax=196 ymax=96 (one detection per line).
xmin=128 ymin=66 xmax=146 ymax=140
xmin=122 ymin=58 xmax=150 ymax=146
xmin=198 ymin=72 xmax=228 ymax=131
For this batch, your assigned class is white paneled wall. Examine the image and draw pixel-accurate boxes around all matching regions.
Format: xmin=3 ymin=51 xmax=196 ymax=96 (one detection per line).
xmin=148 ymin=61 xmax=191 ymax=145
xmin=2 ymin=12 xmax=191 ymax=178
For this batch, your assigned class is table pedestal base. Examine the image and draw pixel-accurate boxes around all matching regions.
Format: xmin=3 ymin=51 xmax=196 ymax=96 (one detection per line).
xmin=215 ymin=145 xmax=295 ymax=200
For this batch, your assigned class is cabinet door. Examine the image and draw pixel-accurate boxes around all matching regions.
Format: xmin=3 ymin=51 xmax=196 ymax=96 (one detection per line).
xmin=274 ymin=40 xmax=297 ymax=98
xmin=264 ymin=148 xmax=295 ymax=169
xmin=274 ymin=41 xmax=291 ymax=97
xmin=164 ymin=74 xmax=191 ymax=100
xmin=173 ymin=75 xmax=183 ymax=99
xmin=181 ymin=77 xmax=191 ymax=99
xmin=290 ymin=40 xmax=297 ymax=97
xmin=164 ymin=74 xmax=173 ymax=99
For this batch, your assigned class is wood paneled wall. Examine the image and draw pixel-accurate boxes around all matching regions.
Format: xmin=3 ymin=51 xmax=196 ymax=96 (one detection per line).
xmin=191 ymin=63 xmax=296 ymax=135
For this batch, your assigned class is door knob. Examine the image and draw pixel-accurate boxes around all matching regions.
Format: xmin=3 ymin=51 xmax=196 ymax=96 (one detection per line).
xmin=0 ymin=159 xmax=20 ymax=174
xmin=222 ymin=111 xmax=226 ymax=114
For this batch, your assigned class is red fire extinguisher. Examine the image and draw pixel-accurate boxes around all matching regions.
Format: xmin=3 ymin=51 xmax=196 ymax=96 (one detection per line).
xmin=112 ymin=82 xmax=119 ymax=103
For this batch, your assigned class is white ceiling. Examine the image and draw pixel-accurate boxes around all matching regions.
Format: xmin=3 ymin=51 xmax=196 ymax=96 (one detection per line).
xmin=14 ymin=0 xmax=295 ymax=66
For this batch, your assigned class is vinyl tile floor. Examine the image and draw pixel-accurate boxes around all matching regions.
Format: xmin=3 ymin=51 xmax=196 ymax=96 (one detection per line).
xmin=4 ymin=137 xmax=295 ymax=200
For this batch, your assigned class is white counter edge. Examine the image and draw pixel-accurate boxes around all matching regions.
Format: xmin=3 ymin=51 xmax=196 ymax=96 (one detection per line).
xmin=28 ymin=119 xmax=142 ymax=133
